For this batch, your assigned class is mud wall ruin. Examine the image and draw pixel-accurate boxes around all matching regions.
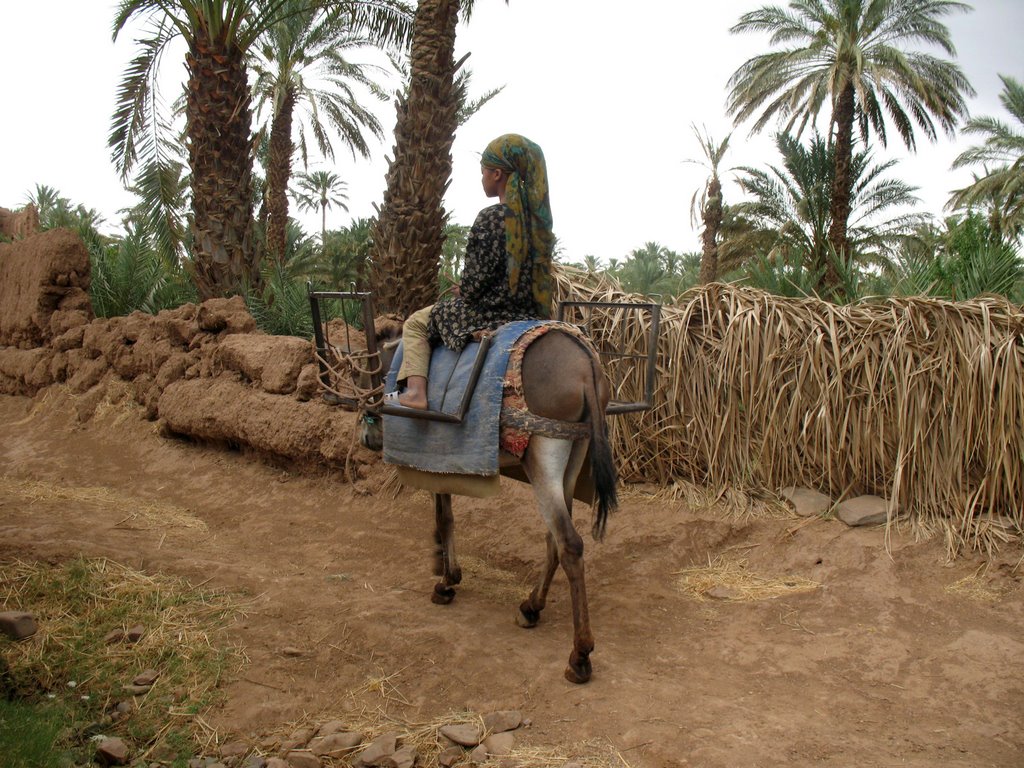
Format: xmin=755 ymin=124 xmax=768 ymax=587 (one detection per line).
xmin=0 ymin=227 xmax=376 ymax=476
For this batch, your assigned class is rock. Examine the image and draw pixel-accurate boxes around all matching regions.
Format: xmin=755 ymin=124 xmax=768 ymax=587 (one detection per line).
xmin=265 ymin=759 xmax=290 ymax=768
xmin=243 ymin=757 xmax=268 ymax=768
xmin=482 ymin=732 xmax=514 ymax=757
xmin=390 ymin=747 xmax=417 ymax=768
xmin=483 ymin=710 xmax=522 ymax=734
xmin=281 ymin=728 xmax=315 ymax=750
xmin=124 ymin=684 xmax=153 ymax=696
xmin=836 ymin=495 xmax=891 ymax=527
xmin=309 ymin=732 xmax=363 ymax=757
xmin=781 ymin=486 xmax=832 ymax=517
xmin=104 ymin=629 xmax=125 ymax=644
xmin=132 ymin=669 xmax=160 ymax=686
xmin=95 ymin=736 xmax=130 ymax=765
xmin=0 ymin=610 xmax=37 ymax=640
xmin=314 ymin=720 xmax=347 ymax=738
xmin=440 ymin=723 xmax=483 ymax=747
xmin=438 ymin=746 xmax=464 ymax=767
xmin=126 ymin=624 xmax=145 ymax=643
xmin=281 ymin=646 xmax=305 ymax=657
xmin=284 ymin=751 xmax=321 ymax=768
xmin=469 ymin=744 xmax=488 ymax=764
xmin=219 ymin=740 xmax=249 ymax=758
xmin=705 ymin=586 xmax=738 ymax=600
xmin=354 ymin=733 xmax=397 ymax=766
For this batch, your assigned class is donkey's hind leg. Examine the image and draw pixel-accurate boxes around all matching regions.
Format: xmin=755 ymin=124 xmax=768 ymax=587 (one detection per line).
xmin=431 ymin=493 xmax=461 ymax=605
xmin=516 ymin=437 xmax=588 ymax=629
xmin=516 ymin=530 xmax=558 ymax=628
xmin=522 ymin=436 xmax=594 ymax=684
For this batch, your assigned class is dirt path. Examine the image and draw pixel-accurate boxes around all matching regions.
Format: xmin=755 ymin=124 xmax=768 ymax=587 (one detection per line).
xmin=1 ymin=390 xmax=1022 ymax=767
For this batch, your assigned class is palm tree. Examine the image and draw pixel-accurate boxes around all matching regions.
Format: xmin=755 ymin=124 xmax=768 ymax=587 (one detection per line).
xmin=251 ymin=0 xmax=412 ymax=264
xmin=111 ymin=0 xmax=302 ymax=299
xmin=293 ymin=170 xmax=350 ymax=244
xmin=949 ymin=75 xmax=1024 ymax=243
xmin=727 ymin=132 xmax=923 ymax=296
xmin=727 ymin=0 xmax=973 ymax=287
xmin=369 ymin=0 xmax=506 ymax=317
xmin=686 ymin=124 xmax=731 ymax=284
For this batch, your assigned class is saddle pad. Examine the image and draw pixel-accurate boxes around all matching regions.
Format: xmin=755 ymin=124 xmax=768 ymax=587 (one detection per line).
xmin=383 ymin=320 xmax=544 ymax=475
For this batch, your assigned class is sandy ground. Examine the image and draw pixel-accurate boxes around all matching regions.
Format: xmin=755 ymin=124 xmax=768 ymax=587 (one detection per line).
xmin=1 ymin=389 xmax=1022 ymax=767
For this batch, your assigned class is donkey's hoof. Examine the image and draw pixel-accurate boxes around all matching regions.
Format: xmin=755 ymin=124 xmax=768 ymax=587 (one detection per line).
xmin=516 ymin=602 xmax=540 ymax=628
xmin=564 ymin=653 xmax=592 ymax=684
xmin=431 ymin=583 xmax=456 ymax=605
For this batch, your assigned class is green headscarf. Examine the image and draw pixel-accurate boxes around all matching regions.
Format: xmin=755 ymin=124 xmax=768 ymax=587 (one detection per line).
xmin=481 ymin=134 xmax=554 ymax=318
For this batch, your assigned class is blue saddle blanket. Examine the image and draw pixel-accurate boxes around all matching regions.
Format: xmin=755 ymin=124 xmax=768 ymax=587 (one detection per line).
xmin=383 ymin=320 xmax=544 ymax=475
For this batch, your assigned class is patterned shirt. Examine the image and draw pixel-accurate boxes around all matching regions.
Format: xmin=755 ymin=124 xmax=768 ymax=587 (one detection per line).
xmin=427 ymin=204 xmax=542 ymax=351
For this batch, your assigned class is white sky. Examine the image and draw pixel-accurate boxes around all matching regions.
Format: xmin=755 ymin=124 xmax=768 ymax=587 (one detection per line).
xmin=1 ymin=1 xmax=1021 ymax=264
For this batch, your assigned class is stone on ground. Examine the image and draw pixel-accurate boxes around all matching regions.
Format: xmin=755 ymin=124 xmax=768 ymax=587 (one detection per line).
xmin=781 ymin=486 xmax=833 ymax=517
xmin=0 ymin=610 xmax=37 ymax=640
xmin=440 ymin=723 xmax=483 ymax=747
xmin=482 ymin=709 xmax=522 ymax=734
xmin=95 ymin=736 xmax=130 ymax=765
xmin=836 ymin=495 xmax=891 ymax=527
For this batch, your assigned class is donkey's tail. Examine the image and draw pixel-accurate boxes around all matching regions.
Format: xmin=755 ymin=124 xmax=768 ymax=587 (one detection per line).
xmin=583 ymin=342 xmax=618 ymax=541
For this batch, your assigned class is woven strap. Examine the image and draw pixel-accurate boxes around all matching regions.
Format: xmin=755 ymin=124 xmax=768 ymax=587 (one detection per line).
xmin=499 ymin=406 xmax=591 ymax=441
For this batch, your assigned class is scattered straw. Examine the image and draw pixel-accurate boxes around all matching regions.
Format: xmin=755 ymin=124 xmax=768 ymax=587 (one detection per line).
xmin=0 ymin=476 xmax=207 ymax=531
xmin=945 ymin=564 xmax=1009 ymax=602
xmin=675 ymin=555 xmax=820 ymax=602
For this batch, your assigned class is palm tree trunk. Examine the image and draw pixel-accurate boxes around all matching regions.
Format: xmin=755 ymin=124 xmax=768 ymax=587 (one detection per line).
xmin=370 ymin=0 xmax=461 ymax=317
xmin=320 ymin=201 xmax=327 ymax=244
xmin=267 ymin=88 xmax=296 ymax=266
xmin=185 ymin=33 xmax=257 ymax=299
xmin=826 ymin=82 xmax=855 ymax=297
xmin=699 ymin=175 xmax=723 ymax=284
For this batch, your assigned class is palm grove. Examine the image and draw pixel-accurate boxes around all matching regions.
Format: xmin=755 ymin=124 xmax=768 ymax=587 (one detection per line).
xmin=11 ymin=0 xmax=1023 ymax=336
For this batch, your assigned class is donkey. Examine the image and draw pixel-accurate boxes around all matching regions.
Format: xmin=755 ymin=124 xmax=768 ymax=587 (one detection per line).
xmin=359 ymin=326 xmax=618 ymax=684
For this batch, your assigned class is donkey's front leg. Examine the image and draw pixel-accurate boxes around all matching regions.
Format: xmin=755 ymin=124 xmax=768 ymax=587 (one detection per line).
xmin=523 ymin=437 xmax=595 ymax=684
xmin=431 ymin=492 xmax=461 ymax=605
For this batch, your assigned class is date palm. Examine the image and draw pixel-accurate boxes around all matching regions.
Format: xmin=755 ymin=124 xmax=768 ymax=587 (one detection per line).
xmin=293 ymin=170 xmax=350 ymax=244
xmin=252 ymin=0 xmax=412 ymax=264
xmin=369 ymin=0 xmax=505 ymax=317
xmin=687 ymin=125 xmax=731 ymax=284
xmin=727 ymin=0 xmax=973 ymax=290
xmin=728 ymin=132 xmax=923 ymax=296
xmin=111 ymin=0 xmax=304 ymax=298
xmin=949 ymin=75 xmax=1024 ymax=243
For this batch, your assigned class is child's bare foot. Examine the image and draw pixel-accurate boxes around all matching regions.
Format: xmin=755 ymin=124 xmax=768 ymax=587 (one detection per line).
xmin=397 ymin=391 xmax=428 ymax=410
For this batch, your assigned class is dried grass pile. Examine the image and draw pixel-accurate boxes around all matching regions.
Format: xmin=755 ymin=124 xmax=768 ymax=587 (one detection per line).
xmin=554 ymin=267 xmax=1024 ymax=553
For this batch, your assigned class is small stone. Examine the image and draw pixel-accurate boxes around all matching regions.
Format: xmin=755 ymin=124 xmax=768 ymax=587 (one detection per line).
xmin=309 ymin=732 xmax=363 ymax=757
xmin=483 ymin=710 xmax=522 ymax=734
xmin=781 ymin=486 xmax=832 ymax=517
xmin=244 ymin=757 xmax=267 ymax=768
xmin=469 ymin=744 xmax=488 ymax=764
xmin=0 ymin=611 xmax=38 ymax=640
xmin=187 ymin=759 xmax=205 ymax=768
xmin=126 ymin=624 xmax=145 ymax=643
xmin=219 ymin=740 xmax=249 ymax=758
xmin=705 ymin=586 xmax=738 ymax=600
xmin=114 ymin=701 xmax=133 ymax=714
xmin=284 ymin=750 xmax=321 ymax=768
xmin=124 ymin=684 xmax=153 ymax=696
xmin=354 ymin=733 xmax=397 ymax=766
xmin=439 ymin=723 xmax=482 ymax=747
xmin=95 ymin=736 xmax=130 ymax=765
xmin=390 ymin=747 xmax=417 ymax=768
xmin=266 ymin=759 xmax=290 ymax=768
xmin=281 ymin=646 xmax=305 ymax=657
xmin=281 ymin=728 xmax=315 ymax=750
xmin=104 ymin=629 xmax=125 ymax=644
xmin=133 ymin=669 xmax=160 ymax=686
xmin=314 ymin=720 xmax=347 ymax=738
xmin=482 ymin=732 xmax=514 ymax=756
xmin=836 ymin=495 xmax=891 ymax=527
xmin=438 ymin=746 xmax=464 ymax=767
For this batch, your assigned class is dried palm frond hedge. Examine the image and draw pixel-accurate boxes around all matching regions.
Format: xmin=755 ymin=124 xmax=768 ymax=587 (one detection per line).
xmin=554 ymin=266 xmax=1024 ymax=553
